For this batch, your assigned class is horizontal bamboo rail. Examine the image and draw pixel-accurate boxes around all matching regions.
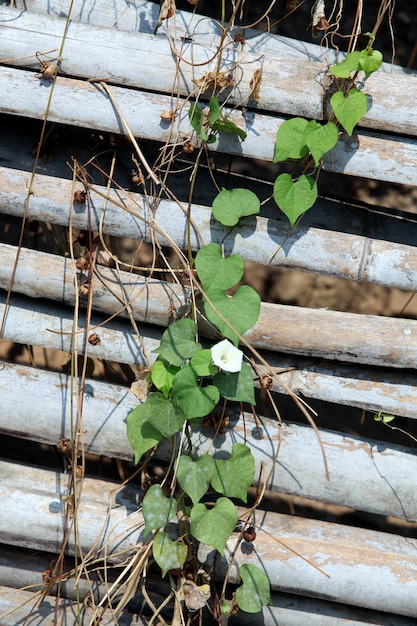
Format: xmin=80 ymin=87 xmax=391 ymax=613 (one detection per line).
xmin=1 ymin=167 xmax=417 ymax=292
xmin=1 ymin=1 xmax=417 ymax=624
xmin=1 ymin=243 xmax=417 ymax=369
xmin=1 ymin=63 xmax=416 ymax=186
xmin=2 ymin=555 xmax=415 ymax=626
xmin=1 ymin=360 xmax=417 ymax=519
xmin=2 ymin=293 xmax=417 ymax=418
xmin=1 ymin=460 xmax=417 ymax=619
xmin=9 ymin=0 xmax=413 ymax=80
xmin=1 ymin=6 xmax=416 ymax=136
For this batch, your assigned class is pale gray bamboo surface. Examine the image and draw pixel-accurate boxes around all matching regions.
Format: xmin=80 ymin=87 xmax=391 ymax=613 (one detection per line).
xmin=0 ymin=586 xmax=137 ymax=626
xmin=1 ymin=459 xmax=417 ymax=618
xmin=2 ymin=293 xmax=417 ymax=417
xmin=0 ymin=7 xmax=417 ymax=184
xmin=1 ymin=582 xmax=415 ymax=626
xmin=1 ymin=244 xmax=417 ymax=369
xmin=8 ymin=0 xmax=416 ymax=76
xmin=1 ymin=2 xmax=417 ymax=623
xmin=2 ymin=570 xmax=415 ymax=626
xmin=1 ymin=167 xmax=417 ymax=293
xmin=1 ymin=6 xmax=415 ymax=135
xmin=1 ymin=361 xmax=416 ymax=518
xmin=1 ymin=63 xmax=416 ymax=187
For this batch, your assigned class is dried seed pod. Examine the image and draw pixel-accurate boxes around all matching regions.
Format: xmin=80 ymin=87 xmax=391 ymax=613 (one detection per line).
xmin=56 ymin=437 xmax=71 ymax=455
xmin=88 ymin=332 xmax=101 ymax=346
xmin=78 ymin=283 xmax=90 ymax=297
xmin=161 ymin=109 xmax=176 ymax=121
xmin=183 ymin=140 xmax=195 ymax=154
xmin=243 ymin=526 xmax=256 ymax=542
xmin=234 ymin=31 xmax=245 ymax=45
xmin=74 ymin=189 xmax=87 ymax=204
xmin=42 ymin=62 xmax=56 ymax=77
xmin=42 ymin=568 xmax=54 ymax=584
xmin=75 ymin=257 xmax=90 ymax=271
xmin=155 ymin=0 xmax=175 ymax=31
xmin=131 ymin=169 xmax=144 ymax=186
xmin=249 ymin=68 xmax=263 ymax=101
xmin=260 ymin=374 xmax=273 ymax=390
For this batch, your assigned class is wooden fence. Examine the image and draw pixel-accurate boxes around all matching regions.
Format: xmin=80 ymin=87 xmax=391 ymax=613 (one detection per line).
xmin=1 ymin=1 xmax=417 ymax=624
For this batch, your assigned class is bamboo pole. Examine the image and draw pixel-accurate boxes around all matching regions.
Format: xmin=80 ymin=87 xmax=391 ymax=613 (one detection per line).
xmin=1 ymin=167 xmax=417 ymax=293
xmin=0 ymin=63 xmax=416 ymax=185
xmin=1 ymin=361 xmax=417 ymax=517
xmin=1 ymin=460 xmax=417 ymax=618
xmin=1 ymin=245 xmax=417 ymax=368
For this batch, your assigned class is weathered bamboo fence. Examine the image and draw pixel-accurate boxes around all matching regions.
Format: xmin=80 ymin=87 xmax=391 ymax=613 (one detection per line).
xmin=1 ymin=1 xmax=417 ymax=624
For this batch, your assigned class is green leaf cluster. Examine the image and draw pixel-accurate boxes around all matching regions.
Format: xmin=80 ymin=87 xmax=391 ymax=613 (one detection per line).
xmin=195 ymin=243 xmax=260 ymax=347
xmin=141 ymin=444 xmax=255 ymax=568
xmin=189 ymin=96 xmax=247 ymax=144
xmin=127 ymin=270 xmax=258 ymax=463
xmin=272 ymin=46 xmax=381 ymax=226
xmin=329 ymin=47 xmax=383 ymax=78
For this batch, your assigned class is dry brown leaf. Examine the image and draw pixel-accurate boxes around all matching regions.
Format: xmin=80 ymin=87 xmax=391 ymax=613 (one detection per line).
xmin=156 ymin=0 xmax=175 ymax=30
xmin=193 ymin=71 xmax=234 ymax=92
xmin=312 ymin=0 xmax=328 ymax=33
xmin=182 ymin=580 xmax=211 ymax=611
xmin=249 ymin=67 xmax=263 ymax=101
xmin=130 ymin=370 xmax=150 ymax=401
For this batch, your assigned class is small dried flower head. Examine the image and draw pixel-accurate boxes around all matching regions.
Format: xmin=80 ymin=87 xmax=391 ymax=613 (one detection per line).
xmin=243 ymin=526 xmax=256 ymax=542
xmin=183 ymin=140 xmax=195 ymax=154
xmin=211 ymin=339 xmax=243 ymax=373
xmin=88 ymin=332 xmax=101 ymax=346
xmin=260 ymin=374 xmax=273 ymax=390
xmin=39 ymin=61 xmax=56 ymax=78
xmin=73 ymin=190 xmax=87 ymax=204
xmin=161 ymin=109 xmax=176 ymax=121
xmin=131 ymin=169 xmax=144 ymax=186
xmin=75 ymin=257 xmax=90 ymax=271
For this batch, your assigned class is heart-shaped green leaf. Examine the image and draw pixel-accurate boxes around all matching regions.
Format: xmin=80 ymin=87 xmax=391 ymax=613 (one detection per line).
xmin=273 ymin=117 xmax=309 ymax=162
xmin=153 ymin=532 xmax=187 ymax=577
xmin=127 ymin=401 xmax=164 ymax=464
xmin=329 ymin=51 xmax=361 ymax=78
xmin=212 ymin=188 xmax=260 ymax=227
xmin=195 ymin=243 xmax=244 ymax=291
xmin=203 ymin=285 xmax=261 ymax=345
xmin=145 ymin=393 xmax=185 ymax=438
xmin=303 ymin=120 xmax=338 ymax=166
xmin=190 ymin=497 xmax=238 ymax=553
xmin=359 ymin=48 xmax=383 ymax=76
xmin=235 ymin=564 xmax=271 ymax=613
xmin=211 ymin=443 xmax=255 ymax=502
xmin=154 ymin=319 xmax=201 ymax=366
xmin=211 ymin=119 xmax=247 ymax=141
xmin=189 ymin=103 xmax=208 ymax=141
xmin=150 ymin=359 xmax=179 ymax=397
xmin=330 ymin=88 xmax=368 ymax=135
xmin=177 ymin=454 xmax=215 ymax=505
xmin=273 ymin=173 xmax=318 ymax=227
xmin=213 ymin=362 xmax=255 ymax=405
xmin=172 ymin=365 xmax=220 ymax=419
xmin=189 ymin=349 xmax=216 ymax=377
xmin=208 ymin=97 xmax=221 ymax=125
xmin=142 ymin=485 xmax=177 ymax=537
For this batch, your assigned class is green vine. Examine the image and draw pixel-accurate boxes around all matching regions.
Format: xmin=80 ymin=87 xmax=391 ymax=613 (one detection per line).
xmin=125 ymin=41 xmax=383 ymax=619
xmin=127 ymin=199 xmax=266 ymax=614
xmin=272 ymin=41 xmax=382 ymax=226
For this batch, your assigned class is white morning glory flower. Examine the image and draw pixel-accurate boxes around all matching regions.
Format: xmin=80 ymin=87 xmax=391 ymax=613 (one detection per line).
xmin=211 ymin=339 xmax=243 ymax=373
